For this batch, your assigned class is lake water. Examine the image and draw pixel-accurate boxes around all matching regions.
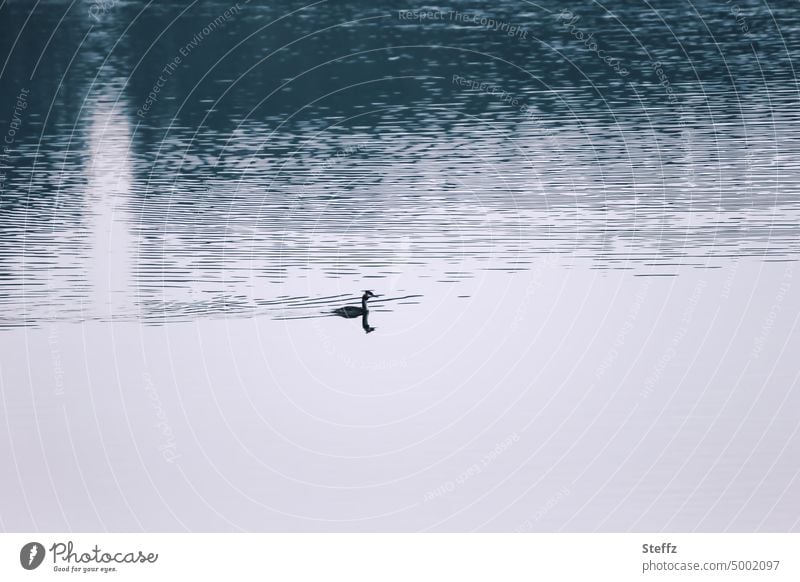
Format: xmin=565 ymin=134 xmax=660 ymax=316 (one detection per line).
xmin=0 ymin=0 xmax=799 ymax=531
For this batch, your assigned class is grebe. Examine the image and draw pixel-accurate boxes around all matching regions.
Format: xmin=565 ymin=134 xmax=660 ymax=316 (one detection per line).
xmin=333 ymin=290 xmax=375 ymax=318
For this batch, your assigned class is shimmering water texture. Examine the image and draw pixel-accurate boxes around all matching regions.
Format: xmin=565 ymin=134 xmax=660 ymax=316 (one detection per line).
xmin=0 ymin=0 xmax=798 ymax=327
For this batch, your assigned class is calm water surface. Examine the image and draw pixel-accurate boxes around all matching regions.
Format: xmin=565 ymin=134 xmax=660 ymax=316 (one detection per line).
xmin=0 ymin=0 xmax=798 ymax=531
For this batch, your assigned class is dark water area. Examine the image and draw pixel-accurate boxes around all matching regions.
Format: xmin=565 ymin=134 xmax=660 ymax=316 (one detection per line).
xmin=1 ymin=0 xmax=798 ymax=325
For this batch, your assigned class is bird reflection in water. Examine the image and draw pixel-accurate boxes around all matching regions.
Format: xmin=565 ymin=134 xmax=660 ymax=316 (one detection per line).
xmin=333 ymin=290 xmax=377 ymax=334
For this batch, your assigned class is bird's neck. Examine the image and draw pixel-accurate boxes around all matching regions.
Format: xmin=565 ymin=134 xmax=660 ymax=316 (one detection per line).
xmin=361 ymin=296 xmax=369 ymax=311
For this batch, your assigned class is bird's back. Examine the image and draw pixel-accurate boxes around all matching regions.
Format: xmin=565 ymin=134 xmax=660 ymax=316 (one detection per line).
xmin=333 ymin=305 xmax=363 ymax=318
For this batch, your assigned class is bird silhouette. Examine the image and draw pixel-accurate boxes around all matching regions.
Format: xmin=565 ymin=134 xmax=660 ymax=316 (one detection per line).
xmin=333 ymin=291 xmax=377 ymax=333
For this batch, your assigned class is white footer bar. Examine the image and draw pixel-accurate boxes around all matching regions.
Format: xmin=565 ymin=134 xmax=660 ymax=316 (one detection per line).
xmin=1 ymin=534 xmax=797 ymax=581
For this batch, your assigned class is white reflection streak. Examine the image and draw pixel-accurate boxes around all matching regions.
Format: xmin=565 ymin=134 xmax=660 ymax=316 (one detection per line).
xmin=85 ymin=93 xmax=134 ymax=320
